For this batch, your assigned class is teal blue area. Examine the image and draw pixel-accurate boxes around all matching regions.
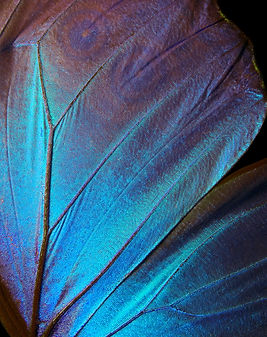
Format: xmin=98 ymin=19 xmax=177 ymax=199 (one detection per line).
xmin=0 ymin=45 xmax=49 ymax=327
xmin=41 ymin=166 xmax=265 ymax=336
xmin=28 ymin=18 xmax=267 ymax=337
xmin=0 ymin=0 xmax=266 ymax=336
xmin=110 ymin=300 xmax=267 ymax=336
xmin=52 ymin=166 xmax=266 ymax=337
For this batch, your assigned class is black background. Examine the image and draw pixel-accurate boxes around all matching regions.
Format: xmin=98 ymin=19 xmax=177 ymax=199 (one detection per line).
xmin=0 ymin=1 xmax=266 ymax=336
xmin=217 ymin=0 xmax=267 ymax=176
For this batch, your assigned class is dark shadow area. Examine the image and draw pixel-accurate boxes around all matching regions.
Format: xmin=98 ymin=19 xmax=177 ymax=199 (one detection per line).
xmin=0 ymin=324 xmax=9 ymax=337
xmin=217 ymin=0 xmax=267 ymax=176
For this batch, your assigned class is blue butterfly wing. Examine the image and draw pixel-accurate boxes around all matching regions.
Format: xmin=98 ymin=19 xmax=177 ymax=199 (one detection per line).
xmin=0 ymin=1 xmax=266 ymax=336
xmin=70 ymin=160 xmax=266 ymax=337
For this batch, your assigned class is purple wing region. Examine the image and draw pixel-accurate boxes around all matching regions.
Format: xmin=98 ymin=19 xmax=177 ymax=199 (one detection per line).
xmin=0 ymin=1 xmax=266 ymax=336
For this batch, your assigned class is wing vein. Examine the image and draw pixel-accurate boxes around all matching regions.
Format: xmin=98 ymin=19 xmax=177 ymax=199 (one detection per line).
xmin=37 ymin=43 xmax=52 ymax=127
xmin=0 ymin=0 xmax=22 ymax=41
xmin=37 ymin=0 xmax=79 ymax=44
xmin=50 ymin=16 xmax=230 ymax=233
xmin=52 ymin=0 xmax=180 ymax=129
xmin=106 ymin=298 xmax=267 ymax=336
xmin=173 ymin=257 xmax=267 ymax=307
xmin=43 ymin=120 xmax=237 ymax=336
xmin=142 ymin=206 xmax=267 ymax=311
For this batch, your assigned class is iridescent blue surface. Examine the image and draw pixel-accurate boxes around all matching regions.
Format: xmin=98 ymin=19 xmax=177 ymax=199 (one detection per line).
xmin=0 ymin=1 xmax=266 ymax=336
